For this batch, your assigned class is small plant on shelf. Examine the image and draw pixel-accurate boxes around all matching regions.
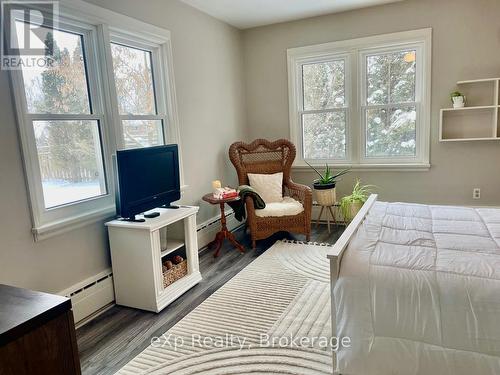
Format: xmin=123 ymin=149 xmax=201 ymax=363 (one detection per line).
xmin=340 ymin=180 xmax=374 ymax=222
xmin=450 ymin=91 xmax=466 ymax=108
xmin=306 ymin=162 xmax=350 ymax=206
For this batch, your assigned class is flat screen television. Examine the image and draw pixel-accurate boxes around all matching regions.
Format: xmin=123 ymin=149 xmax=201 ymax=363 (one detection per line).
xmin=116 ymin=145 xmax=180 ymax=221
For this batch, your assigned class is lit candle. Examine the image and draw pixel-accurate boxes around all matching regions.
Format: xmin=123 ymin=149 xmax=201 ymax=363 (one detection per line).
xmin=212 ymin=180 xmax=222 ymax=191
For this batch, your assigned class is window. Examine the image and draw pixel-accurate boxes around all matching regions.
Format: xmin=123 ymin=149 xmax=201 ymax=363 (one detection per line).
xmin=16 ymin=22 xmax=107 ymax=209
xmin=301 ymin=58 xmax=348 ymax=160
xmin=110 ymin=41 xmax=166 ymax=149
xmin=288 ymin=29 xmax=431 ymax=168
xmin=9 ymin=2 xmax=181 ymax=240
xmin=362 ymin=48 xmax=420 ymax=162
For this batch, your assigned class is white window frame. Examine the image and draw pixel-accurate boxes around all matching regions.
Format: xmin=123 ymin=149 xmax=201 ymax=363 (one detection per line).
xmin=9 ymin=0 xmax=183 ymax=241
xmin=105 ymin=30 xmax=171 ymax=150
xmin=297 ymin=53 xmax=351 ymax=163
xmin=359 ymin=43 xmax=425 ymax=164
xmin=287 ymin=28 xmax=432 ymax=170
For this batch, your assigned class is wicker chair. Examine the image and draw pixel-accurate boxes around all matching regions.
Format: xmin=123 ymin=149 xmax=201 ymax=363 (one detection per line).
xmin=229 ymin=139 xmax=312 ymax=248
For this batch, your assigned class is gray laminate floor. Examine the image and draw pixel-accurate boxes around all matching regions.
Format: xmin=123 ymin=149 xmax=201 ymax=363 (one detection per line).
xmin=76 ymin=224 xmax=343 ymax=375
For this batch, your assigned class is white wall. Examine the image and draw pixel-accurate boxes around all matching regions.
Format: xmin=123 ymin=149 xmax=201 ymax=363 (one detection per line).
xmin=242 ymin=0 xmax=500 ymax=206
xmin=0 ymin=0 xmax=247 ymax=292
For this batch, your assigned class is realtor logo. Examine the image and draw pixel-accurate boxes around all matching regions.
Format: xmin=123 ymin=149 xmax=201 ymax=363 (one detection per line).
xmin=1 ymin=0 xmax=59 ymax=70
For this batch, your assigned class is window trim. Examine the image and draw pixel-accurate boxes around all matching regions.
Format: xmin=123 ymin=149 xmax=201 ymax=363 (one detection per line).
xmin=8 ymin=0 xmax=183 ymax=241
xmin=287 ymin=28 xmax=432 ymax=169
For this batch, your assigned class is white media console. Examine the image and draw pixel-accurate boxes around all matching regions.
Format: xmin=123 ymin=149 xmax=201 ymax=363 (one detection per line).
xmin=105 ymin=206 xmax=202 ymax=312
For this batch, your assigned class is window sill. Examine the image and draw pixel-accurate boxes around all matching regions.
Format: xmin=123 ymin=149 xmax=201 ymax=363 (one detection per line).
xmin=32 ymin=185 xmax=190 ymax=242
xmin=293 ymin=163 xmax=431 ymax=172
xmin=32 ymin=205 xmax=117 ymax=242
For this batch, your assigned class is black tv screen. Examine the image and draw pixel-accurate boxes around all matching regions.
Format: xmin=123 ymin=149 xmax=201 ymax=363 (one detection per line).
xmin=116 ymin=145 xmax=180 ymax=219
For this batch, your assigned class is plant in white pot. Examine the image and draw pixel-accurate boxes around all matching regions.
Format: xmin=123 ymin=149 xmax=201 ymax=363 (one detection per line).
xmin=451 ymin=91 xmax=466 ymax=108
xmin=306 ymin=162 xmax=350 ymax=206
xmin=340 ymin=180 xmax=374 ymax=222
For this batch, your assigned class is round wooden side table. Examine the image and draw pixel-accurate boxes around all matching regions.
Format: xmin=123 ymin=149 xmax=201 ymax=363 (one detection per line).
xmin=202 ymin=193 xmax=245 ymax=257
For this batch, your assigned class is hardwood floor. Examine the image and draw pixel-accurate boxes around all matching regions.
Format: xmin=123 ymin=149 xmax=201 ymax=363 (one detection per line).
xmin=76 ymin=224 xmax=343 ymax=375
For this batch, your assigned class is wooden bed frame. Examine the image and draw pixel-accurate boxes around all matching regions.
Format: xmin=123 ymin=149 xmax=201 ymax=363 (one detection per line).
xmin=327 ymin=194 xmax=378 ymax=374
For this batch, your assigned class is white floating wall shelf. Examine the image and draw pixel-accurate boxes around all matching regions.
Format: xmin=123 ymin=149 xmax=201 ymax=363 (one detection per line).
xmin=439 ymin=78 xmax=500 ymax=142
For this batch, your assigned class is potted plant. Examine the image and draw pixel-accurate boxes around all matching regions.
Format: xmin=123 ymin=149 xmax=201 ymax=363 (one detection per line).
xmin=340 ymin=180 xmax=374 ymax=222
xmin=306 ymin=162 xmax=350 ymax=206
xmin=450 ymin=91 xmax=466 ymax=108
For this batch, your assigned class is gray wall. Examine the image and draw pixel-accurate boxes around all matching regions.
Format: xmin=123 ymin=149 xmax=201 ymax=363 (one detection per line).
xmin=0 ymin=0 xmax=247 ymax=292
xmin=242 ymin=0 xmax=500 ymax=205
xmin=2 ymin=0 xmax=500 ymax=294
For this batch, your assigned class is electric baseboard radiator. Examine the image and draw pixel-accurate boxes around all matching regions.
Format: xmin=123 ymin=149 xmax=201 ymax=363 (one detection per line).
xmin=60 ymin=270 xmax=114 ymax=325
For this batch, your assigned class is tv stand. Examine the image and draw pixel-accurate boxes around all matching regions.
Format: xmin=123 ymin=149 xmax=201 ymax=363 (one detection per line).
xmin=105 ymin=206 xmax=201 ymax=313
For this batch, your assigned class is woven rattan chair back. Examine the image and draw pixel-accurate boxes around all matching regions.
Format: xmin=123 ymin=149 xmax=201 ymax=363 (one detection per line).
xmin=228 ymin=139 xmax=296 ymax=186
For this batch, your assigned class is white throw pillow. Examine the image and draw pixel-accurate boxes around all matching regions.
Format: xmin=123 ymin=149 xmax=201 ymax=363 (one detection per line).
xmin=248 ymin=172 xmax=283 ymax=203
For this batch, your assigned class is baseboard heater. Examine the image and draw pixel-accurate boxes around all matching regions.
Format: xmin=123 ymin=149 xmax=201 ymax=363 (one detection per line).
xmin=197 ymin=209 xmax=236 ymax=232
xmin=61 ymin=270 xmax=115 ymax=326
xmin=197 ymin=210 xmax=243 ymax=250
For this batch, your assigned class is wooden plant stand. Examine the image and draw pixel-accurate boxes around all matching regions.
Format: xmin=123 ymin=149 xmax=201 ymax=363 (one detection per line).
xmin=202 ymin=193 xmax=245 ymax=257
xmin=316 ymin=203 xmax=340 ymax=233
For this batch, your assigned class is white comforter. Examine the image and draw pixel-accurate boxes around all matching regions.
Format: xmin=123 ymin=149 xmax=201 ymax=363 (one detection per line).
xmin=334 ymin=201 xmax=500 ymax=375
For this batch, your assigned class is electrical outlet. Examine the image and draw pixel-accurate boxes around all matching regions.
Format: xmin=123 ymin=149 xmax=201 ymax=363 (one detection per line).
xmin=473 ymin=188 xmax=481 ymax=200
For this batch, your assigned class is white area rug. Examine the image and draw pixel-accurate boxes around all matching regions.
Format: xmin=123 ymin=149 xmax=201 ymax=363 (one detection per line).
xmin=118 ymin=240 xmax=333 ymax=375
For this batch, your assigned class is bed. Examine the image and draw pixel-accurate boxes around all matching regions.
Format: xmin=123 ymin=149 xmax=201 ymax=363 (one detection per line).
xmin=329 ymin=195 xmax=500 ymax=375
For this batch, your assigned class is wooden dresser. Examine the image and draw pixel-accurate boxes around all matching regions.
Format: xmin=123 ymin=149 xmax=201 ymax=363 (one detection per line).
xmin=0 ymin=284 xmax=81 ymax=375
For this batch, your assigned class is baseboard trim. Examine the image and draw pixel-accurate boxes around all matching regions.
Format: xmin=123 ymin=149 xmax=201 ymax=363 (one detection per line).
xmin=64 ymin=210 xmax=243 ymax=325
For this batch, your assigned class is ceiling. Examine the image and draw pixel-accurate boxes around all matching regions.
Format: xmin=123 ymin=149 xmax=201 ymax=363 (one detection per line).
xmin=181 ymin=0 xmax=404 ymax=29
